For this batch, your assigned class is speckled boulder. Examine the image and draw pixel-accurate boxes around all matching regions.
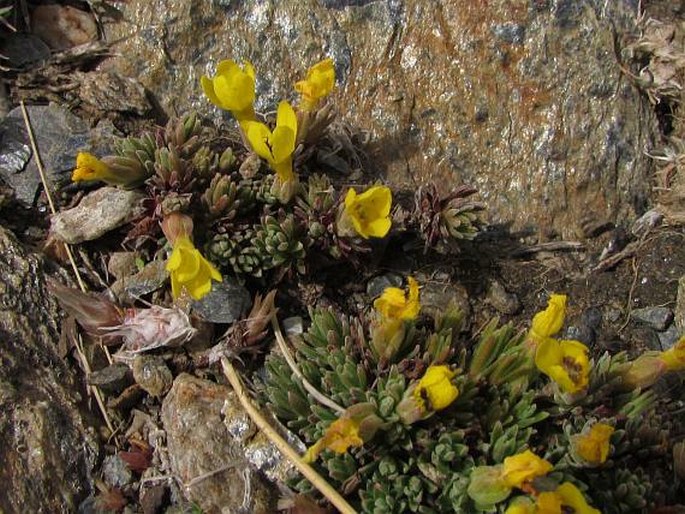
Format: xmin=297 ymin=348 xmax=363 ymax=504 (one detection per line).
xmin=103 ymin=0 xmax=656 ymax=238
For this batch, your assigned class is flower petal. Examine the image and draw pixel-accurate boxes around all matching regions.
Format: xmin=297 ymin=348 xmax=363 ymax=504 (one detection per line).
xmin=366 ymin=217 xmax=392 ymax=238
xmin=200 ymin=76 xmax=223 ymax=109
xmin=530 ymin=294 xmax=567 ymax=340
xmin=175 ymin=248 xmax=201 ymax=282
xmin=556 ymin=482 xmax=600 ymax=514
xmin=276 ymin=100 xmax=298 ymax=134
xmin=245 ymin=121 xmax=274 ymax=161
xmin=501 ymin=450 xmax=553 ymax=488
xmin=344 ymin=188 xmax=357 ymax=209
xmin=357 ymin=186 xmax=392 ymax=218
xmin=270 ymin=126 xmax=296 ymax=164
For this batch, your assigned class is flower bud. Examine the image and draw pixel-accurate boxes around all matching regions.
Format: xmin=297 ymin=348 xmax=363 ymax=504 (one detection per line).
xmin=161 ymin=212 xmax=194 ymax=246
xmin=242 ymin=290 xmax=277 ymax=345
xmin=370 ymin=318 xmax=406 ymax=362
xmin=660 ymin=335 xmax=685 ymax=371
xmin=621 ymin=353 xmax=667 ymax=389
xmin=527 ymin=294 xmax=567 ymax=350
xmin=270 ymin=172 xmax=300 ymax=204
xmin=467 ymin=465 xmax=512 ymax=506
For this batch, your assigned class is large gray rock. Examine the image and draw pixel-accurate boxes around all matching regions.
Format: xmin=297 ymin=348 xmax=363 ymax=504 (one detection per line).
xmin=161 ymin=374 xmax=277 ymax=514
xmin=103 ymin=0 xmax=656 ymax=238
xmin=0 ymin=105 xmax=117 ymax=207
xmin=0 ymin=227 xmax=98 ymax=513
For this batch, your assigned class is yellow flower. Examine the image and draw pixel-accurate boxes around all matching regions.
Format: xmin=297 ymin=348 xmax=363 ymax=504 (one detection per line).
xmin=413 ymin=365 xmax=459 ymax=412
xmin=501 ymin=450 xmax=553 ymax=489
xmin=535 ymin=338 xmax=590 ymax=394
xmin=572 ymin=423 xmax=614 ymax=465
xmin=295 ymin=58 xmax=335 ymax=111
xmin=72 ymin=152 xmax=111 ymax=182
xmin=529 ymin=294 xmax=567 ymax=343
xmin=302 ymin=417 xmax=363 ymax=463
xmin=72 ymin=152 xmax=148 ymax=187
xmin=166 ymin=235 xmax=222 ymax=300
xmin=201 ymin=59 xmax=256 ymax=122
xmin=397 ymin=364 xmax=458 ymax=424
xmin=660 ymin=335 xmax=685 ymax=371
xmin=537 ymin=482 xmax=600 ymax=514
xmin=374 ymin=276 xmax=420 ymax=320
xmin=341 ymin=186 xmax=392 ymax=239
xmin=245 ymin=101 xmax=298 ymax=183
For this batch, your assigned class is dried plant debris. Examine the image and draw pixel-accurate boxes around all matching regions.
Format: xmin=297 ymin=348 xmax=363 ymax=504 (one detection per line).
xmin=648 ymin=136 xmax=685 ymax=223
xmin=622 ymin=18 xmax=685 ymax=105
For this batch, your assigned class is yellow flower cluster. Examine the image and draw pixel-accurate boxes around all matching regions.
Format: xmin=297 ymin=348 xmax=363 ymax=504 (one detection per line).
xmin=528 ymin=294 xmax=591 ymax=395
xmin=201 ymin=58 xmax=336 ymax=203
xmin=301 ymin=403 xmax=382 ymax=463
xmin=245 ymin=101 xmax=298 ymax=183
xmin=501 ymin=450 xmax=553 ymax=489
xmin=201 ymin=60 xmax=256 ymax=126
xmin=529 ymin=294 xmax=567 ymax=343
xmin=295 ymin=58 xmax=336 ymax=112
xmin=413 ymin=365 xmax=459 ymax=412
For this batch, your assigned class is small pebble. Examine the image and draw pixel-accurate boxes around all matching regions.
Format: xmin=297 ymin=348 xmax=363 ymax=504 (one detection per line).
xmin=192 ymin=279 xmax=251 ymax=323
xmin=132 ymin=356 xmax=173 ymax=397
xmin=367 ymin=273 xmax=403 ymax=298
xmin=631 ymin=209 xmax=663 ymax=239
xmin=420 ymin=281 xmax=471 ymax=320
xmin=283 ymin=316 xmax=304 ymax=336
xmin=658 ymin=324 xmax=681 ymax=351
xmin=110 ymin=260 xmax=168 ymax=304
xmin=139 ymin=484 xmax=167 ymax=514
xmin=87 ymin=363 xmax=132 ymax=395
xmin=108 ymin=252 xmax=140 ymax=279
xmin=631 ymin=306 xmax=673 ymax=332
xmin=485 ymin=279 xmax=520 ymax=315
xmin=566 ymin=307 xmax=603 ymax=347
xmin=604 ymin=308 xmax=622 ymax=324
xmin=634 ymin=326 xmax=662 ymax=351
xmin=102 ymin=454 xmax=133 ymax=488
